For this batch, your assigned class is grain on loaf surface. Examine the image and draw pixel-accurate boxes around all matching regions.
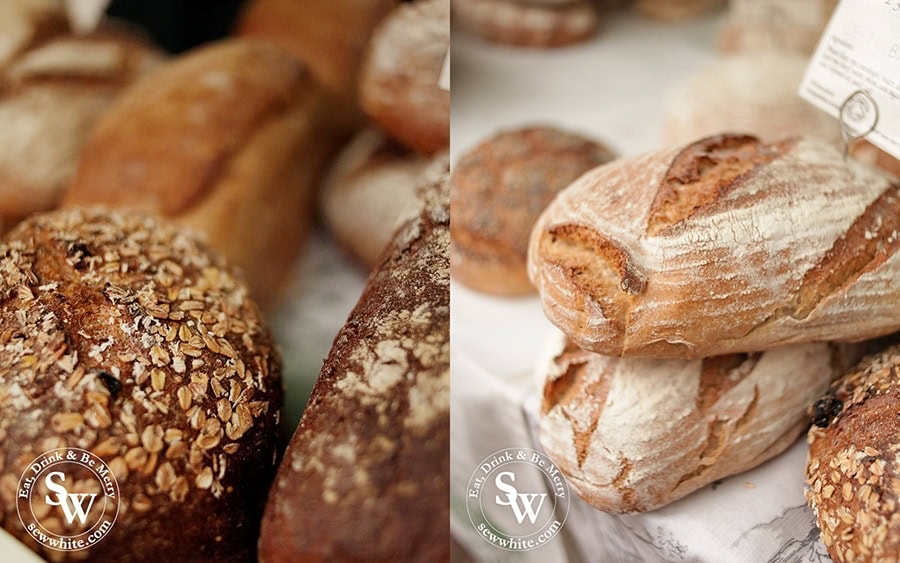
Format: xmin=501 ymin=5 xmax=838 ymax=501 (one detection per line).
xmin=528 ymin=134 xmax=900 ymax=358
xmin=260 ymin=158 xmax=450 ymax=562
xmin=0 ymin=207 xmax=282 ymax=562
xmin=450 ymin=125 xmax=616 ymax=295
xmin=806 ymin=344 xmax=900 ymax=562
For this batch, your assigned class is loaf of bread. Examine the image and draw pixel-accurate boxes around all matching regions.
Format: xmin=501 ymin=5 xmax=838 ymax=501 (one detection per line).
xmin=62 ymin=40 xmax=333 ymax=310
xmin=634 ymin=0 xmax=724 ymax=22
xmin=717 ymin=0 xmax=838 ymax=55
xmin=359 ymin=0 xmax=449 ymax=155
xmin=320 ymin=127 xmax=430 ymax=270
xmin=260 ymin=157 xmax=449 ymax=562
xmin=539 ymin=333 xmax=855 ymax=513
xmin=0 ymin=207 xmax=282 ymax=561
xmin=851 ymin=140 xmax=900 ymax=179
xmin=806 ymin=344 xmax=900 ymax=561
xmin=452 ymin=0 xmax=600 ymax=48
xmin=663 ymin=53 xmax=840 ymax=146
xmin=0 ymin=17 xmax=163 ymax=228
xmin=528 ymin=134 xmax=900 ymax=358
xmin=451 ymin=125 xmax=616 ymax=295
xmin=234 ymin=0 xmax=397 ymax=131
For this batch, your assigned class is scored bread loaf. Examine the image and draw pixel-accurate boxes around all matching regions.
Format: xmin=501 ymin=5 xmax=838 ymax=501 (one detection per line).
xmin=528 ymin=134 xmax=900 ymax=359
xmin=62 ymin=40 xmax=334 ymax=310
xmin=539 ymin=333 xmax=858 ymax=513
xmin=259 ymin=157 xmax=449 ymax=561
xmin=806 ymin=344 xmax=900 ymax=561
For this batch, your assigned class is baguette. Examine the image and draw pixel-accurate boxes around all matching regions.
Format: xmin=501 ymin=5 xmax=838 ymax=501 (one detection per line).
xmin=259 ymin=157 xmax=449 ymax=562
xmin=539 ymin=334 xmax=854 ymax=513
xmin=528 ymin=134 xmax=900 ymax=358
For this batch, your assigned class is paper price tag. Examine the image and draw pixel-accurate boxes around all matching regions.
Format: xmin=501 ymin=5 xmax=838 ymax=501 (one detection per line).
xmin=799 ymin=0 xmax=900 ymax=160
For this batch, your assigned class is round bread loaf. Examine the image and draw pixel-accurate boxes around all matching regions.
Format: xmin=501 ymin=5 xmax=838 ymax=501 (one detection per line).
xmin=452 ymin=0 xmax=599 ymax=48
xmin=451 ymin=126 xmax=616 ymax=295
xmin=0 ymin=208 xmax=282 ymax=562
xmin=634 ymin=0 xmax=723 ymax=21
xmin=319 ymin=128 xmax=430 ymax=270
xmin=359 ymin=0 xmax=449 ymax=155
xmin=806 ymin=344 xmax=900 ymax=562
xmin=663 ymin=53 xmax=840 ymax=146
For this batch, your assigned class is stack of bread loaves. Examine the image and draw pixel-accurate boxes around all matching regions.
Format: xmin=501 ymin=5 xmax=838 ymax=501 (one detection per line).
xmin=529 ymin=133 xmax=900 ymax=514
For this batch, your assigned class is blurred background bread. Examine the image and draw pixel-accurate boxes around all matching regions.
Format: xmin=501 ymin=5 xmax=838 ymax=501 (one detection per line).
xmin=717 ymin=0 xmax=838 ymax=55
xmin=452 ymin=0 xmax=601 ymax=48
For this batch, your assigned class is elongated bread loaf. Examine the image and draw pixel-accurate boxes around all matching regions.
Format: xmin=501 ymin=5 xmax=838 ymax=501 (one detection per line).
xmin=528 ymin=134 xmax=900 ymax=358
xmin=259 ymin=157 xmax=449 ymax=561
xmin=539 ymin=334 xmax=858 ymax=513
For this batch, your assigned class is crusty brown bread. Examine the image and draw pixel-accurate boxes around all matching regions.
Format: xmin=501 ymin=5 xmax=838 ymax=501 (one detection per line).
xmin=451 ymin=126 xmax=616 ymax=295
xmin=63 ymin=40 xmax=333 ymax=310
xmin=806 ymin=344 xmax=900 ymax=562
xmin=259 ymin=157 xmax=449 ymax=562
xmin=319 ymin=127 xmax=430 ymax=270
xmin=539 ymin=333 xmax=855 ymax=513
xmin=0 ymin=17 xmax=163 ymax=227
xmin=528 ymin=134 xmax=900 ymax=358
xmin=0 ymin=207 xmax=282 ymax=562
xmin=452 ymin=0 xmax=600 ymax=48
xmin=359 ymin=0 xmax=449 ymax=155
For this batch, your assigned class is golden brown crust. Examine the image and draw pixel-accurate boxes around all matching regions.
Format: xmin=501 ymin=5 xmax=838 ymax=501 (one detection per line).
xmin=260 ymin=158 xmax=449 ymax=562
xmin=450 ymin=126 xmax=616 ymax=295
xmin=806 ymin=344 xmax=900 ymax=562
xmin=0 ymin=207 xmax=282 ymax=562
xmin=359 ymin=0 xmax=449 ymax=155
xmin=452 ymin=0 xmax=600 ymax=48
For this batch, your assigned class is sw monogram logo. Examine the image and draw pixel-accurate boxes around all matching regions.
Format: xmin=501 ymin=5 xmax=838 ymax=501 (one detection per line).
xmin=44 ymin=471 xmax=98 ymax=526
xmin=494 ymin=471 xmax=547 ymax=525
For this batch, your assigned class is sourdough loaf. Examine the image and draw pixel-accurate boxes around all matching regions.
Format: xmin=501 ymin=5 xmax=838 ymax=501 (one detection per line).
xmin=528 ymin=134 xmax=900 ymax=358
xmin=259 ymin=157 xmax=449 ymax=561
xmin=539 ymin=333 xmax=853 ymax=513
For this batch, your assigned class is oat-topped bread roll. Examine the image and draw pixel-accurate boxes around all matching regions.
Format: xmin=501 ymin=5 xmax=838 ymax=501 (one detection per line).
xmin=0 ymin=14 xmax=163 ymax=229
xmin=320 ymin=127 xmax=430 ymax=270
xmin=260 ymin=158 xmax=449 ymax=562
xmin=451 ymin=125 xmax=616 ymax=295
xmin=528 ymin=134 xmax=900 ymax=358
xmin=663 ymin=53 xmax=840 ymax=146
xmin=806 ymin=344 xmax=900 ymax=561
xmin=452 ymin=0 xmax=600 ymax=48
xmin=0 ymin=208 xmax=282 ymax=561
xmin=540 ymin=334 xmax=857 ymax=513
xmin=359 ymin=0 xmax=449 ymax=155
xmin=63 ymin=40 xmax=333 ymax=310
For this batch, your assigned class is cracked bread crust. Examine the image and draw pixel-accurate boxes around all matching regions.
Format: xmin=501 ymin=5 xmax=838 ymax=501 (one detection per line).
xmin=538 ymin=333 xmax=845 ymax=513
xmin=259 ymin=157 xmax=449 ymax=562
xmin=528 ymin=134 xmax=900 ymax=358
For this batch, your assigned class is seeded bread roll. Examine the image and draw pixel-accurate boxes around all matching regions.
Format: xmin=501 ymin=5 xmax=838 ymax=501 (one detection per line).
xmin=0 ymin=19 xmax=163 ymax=228
xmin=528 ymin=134 xmax=900 ymax=358
xmin=63 ymin=40 xmax=333 ymax=310
xmin=539 ymin=333 xmax=859 ymax=513
xmin=260 ymin=157 xmax=449 ymax=562
xmin=320 ymin=127 xmax=430 ymax=270
xmin=663 ymin=53 xmax=841 ymax=146
xmin=452 ymin=0 xmax=600 ymax=48
xmin=451 ymin=126 xmax=616 ymax=295
xmin=359 ymin=0 xmax=449 ymax=155
xmin=806 ymin=344 xmax=900 ymax=562
xmin=0 ymin=207 xmax=282 ymax=562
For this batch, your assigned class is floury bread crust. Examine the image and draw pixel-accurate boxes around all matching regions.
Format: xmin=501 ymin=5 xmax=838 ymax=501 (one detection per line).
xmin=259 ymin=158 xmax=449 ymax=562
xmin=0 ymin=208 xmax=282 ymax=562
xmin=452 ymin=0 xmax=599 ymax=48
xmin=539 ymin=334 xmax=849 ymax=513
xmin=528 ymin=134 xmax=900 ymax=358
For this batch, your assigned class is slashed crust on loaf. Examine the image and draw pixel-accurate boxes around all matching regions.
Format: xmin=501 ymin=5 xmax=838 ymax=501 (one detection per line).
xmin=0 ymin=208 xmax=282 ymax=562
xmin=539 ymin=334 xmax=843 ymax=513
xmin=260 ymin=158 xmax=449 ymax=562
xmin=529 ymin=134 xmax=900 ymax=358
xmin=806 ymin=344 xmax=900 ymax=562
